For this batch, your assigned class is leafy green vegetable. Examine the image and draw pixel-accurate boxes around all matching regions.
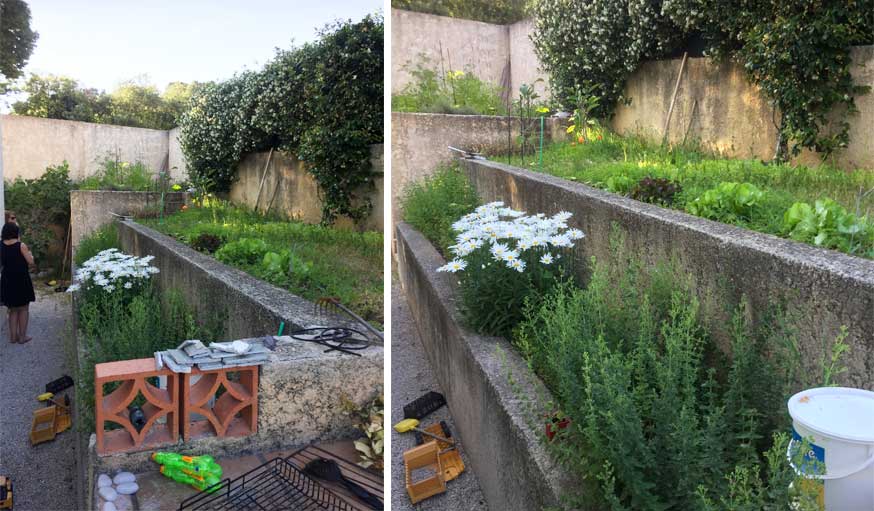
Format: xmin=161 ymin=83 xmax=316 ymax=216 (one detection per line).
xmin=783 ymin=199 xmax=874 ymax=255
xmin=686 ymin=182 xmax=766 ymax=222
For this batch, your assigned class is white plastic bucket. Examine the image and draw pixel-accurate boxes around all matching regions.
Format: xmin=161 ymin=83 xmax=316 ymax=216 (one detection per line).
xmin=788 ymin=387 xmax=874 ymax=511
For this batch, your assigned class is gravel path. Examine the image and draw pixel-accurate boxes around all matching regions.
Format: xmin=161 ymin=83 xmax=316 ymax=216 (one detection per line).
xmin=0 ymin=288 xmax=77 ymax=511
xmin=390 ymin=281 xmax=488 ymax=511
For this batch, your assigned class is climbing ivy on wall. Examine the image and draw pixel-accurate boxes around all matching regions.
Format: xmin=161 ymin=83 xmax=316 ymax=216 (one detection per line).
xmin=532 ymin=0 xmax=873 ymax=160
xmin=178 ymin=15 xmax=384 ymax=224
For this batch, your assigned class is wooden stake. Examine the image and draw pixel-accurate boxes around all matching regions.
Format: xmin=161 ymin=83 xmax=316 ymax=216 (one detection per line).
xmin=662 ymin=52 xmax=688 ymax=146
xmin=254 ymin=147 xmax=274 ymax=211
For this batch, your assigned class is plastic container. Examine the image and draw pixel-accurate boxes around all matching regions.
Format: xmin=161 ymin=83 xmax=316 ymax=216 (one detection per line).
xmin=788 ymin=387 xmax=874 ymax=511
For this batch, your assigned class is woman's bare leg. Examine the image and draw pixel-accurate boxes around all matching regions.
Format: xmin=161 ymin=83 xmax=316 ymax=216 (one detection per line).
xmin=8 ymin=308 xmax=19 ymax=343
xmin=18 ymin=305 xmax=31 ymax=343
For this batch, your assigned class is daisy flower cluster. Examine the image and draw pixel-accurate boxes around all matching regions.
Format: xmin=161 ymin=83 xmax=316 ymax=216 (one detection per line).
xmin=67 ymin=249 xmax=160 ymax=294
xmin=437 ymin=202 xmax=585 ymax=274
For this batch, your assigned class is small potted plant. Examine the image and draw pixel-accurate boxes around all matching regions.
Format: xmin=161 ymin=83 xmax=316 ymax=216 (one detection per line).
xmin=545 ymin=410 xmax=570 ymax=441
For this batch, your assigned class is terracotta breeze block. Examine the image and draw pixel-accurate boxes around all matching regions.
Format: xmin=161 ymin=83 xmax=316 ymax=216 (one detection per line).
xmin=181 ymin=365 xmax=258 ymax=441
xmin=95 ymin=358 xmax=180 ymax=455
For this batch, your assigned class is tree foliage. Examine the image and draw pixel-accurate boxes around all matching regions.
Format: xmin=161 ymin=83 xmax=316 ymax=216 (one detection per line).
xmin=392 ymin=0 xmax=529 ymax=25
xmin=178 ymin=15 xmax=384 ymax=225
xmin=0 ymin=0 xmax=38 ymax=83
xmin=532 ymin=0 xmax=874 ymax=160
xmin=10 ymin=74 xmax=202 ymax=130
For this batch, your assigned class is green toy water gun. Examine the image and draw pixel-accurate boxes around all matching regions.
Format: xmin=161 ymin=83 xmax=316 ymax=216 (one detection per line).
xmin=151 ymin=452 xmax=223 ymax=492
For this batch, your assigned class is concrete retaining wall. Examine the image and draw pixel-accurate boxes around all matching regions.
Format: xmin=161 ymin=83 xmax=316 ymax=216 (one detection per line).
xmin=0 ymin=115 xmax=187 ymax=181
xmin=461 ymin=157 xmax=874 ymax=389
xmin=396 ymin=222 xmax=574 ymax=510
xmin=612 ymin=45 xmax=874 ymax=169
xmin=229 ymin=145 xmax=384 ymax=232
xmin=81 ymin=220 xmax=382 ymax=507
xmin=70 ymin=190 xmax=187 ymax=255
xmin=391 ymin=112 xmax=564 ymax=223
xmin=391 ymin=9 xmax=547 ymax=99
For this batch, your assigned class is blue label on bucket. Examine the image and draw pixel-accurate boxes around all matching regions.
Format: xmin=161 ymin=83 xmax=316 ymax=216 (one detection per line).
xmin=792 ymin=426 xmax=825 ymax=475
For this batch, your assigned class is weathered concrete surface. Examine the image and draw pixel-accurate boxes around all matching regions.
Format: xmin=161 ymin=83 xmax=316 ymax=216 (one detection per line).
xmin=84 ymin=221 xmax=384 ymax=508
xmin=390 ymin=281 xmax=487 ymax=511
xmin=0 ymin=115 xmax=186 ymax=181
xmin=392 ymin=10 xmax=547 ymax=99
xmin=391 ymin=112 xmax=564 ymax=224
xmin=116 ymin=220 xmax=360 ymax=339
xmin=613 ymin=46 xmax=874 ymax=170
xmin=0 ymin=290 xmax=76 ymax=511
xmin=70 ymin=190 xmax=187 ymax=255
xmin=229 ymin=145 xmax=384 ymax=232
xmin=462 ymin=158 xmax=874 ymax=389
xmin=392 ymin=9 xmax=510 ymax=94
xmin=396 ymin=222 xmax=575 ymax=511
xmin=167 ymin=126 xmax=187 ymax=179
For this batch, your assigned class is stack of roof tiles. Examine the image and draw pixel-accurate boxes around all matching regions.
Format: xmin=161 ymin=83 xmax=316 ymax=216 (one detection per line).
xmin=155 ymin=337 xmax=273 ymax=373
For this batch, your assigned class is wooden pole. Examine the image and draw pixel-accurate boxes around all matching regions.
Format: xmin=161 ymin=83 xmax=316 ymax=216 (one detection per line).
xmin=253 ymin=147 xmax=274 ymax=211
xmin=662 ymin=52 xmax=688 ymax=146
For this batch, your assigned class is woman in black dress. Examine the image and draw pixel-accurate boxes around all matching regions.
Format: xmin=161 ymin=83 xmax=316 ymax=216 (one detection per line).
xmin=1 ymin=222 xmax=35 ymax=343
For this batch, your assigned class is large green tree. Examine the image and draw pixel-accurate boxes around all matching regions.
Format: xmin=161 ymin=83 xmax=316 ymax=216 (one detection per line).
xmin=11 ymin=74 xmax=200 ymax=130
xmin=392 ymin=0 xmax=529 ymax=24
xmin=0 ymin=0 xmax=38 ymax=92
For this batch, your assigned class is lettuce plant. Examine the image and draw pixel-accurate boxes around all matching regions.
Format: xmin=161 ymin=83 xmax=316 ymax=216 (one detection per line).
xmin=686 ymin=182 xmax=765 ymax=223
xmin=783 ymin=199 xmax=874 ymax=256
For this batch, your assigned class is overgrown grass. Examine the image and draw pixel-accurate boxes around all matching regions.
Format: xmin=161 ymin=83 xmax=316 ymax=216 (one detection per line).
xmin=392 ymin=64 xmax=507 ymax=115
xmin=141 ymin=202 xmax=384 ymax=326
xmin=73 ymin=223 xmax=119 ymax=267
xmin=78 ymin=157 xmax=160 ymax=191
xmin=512 ymin=131 xmax=874 ymax=257
xmin=399 ymin=164 xmax=480 ymax=255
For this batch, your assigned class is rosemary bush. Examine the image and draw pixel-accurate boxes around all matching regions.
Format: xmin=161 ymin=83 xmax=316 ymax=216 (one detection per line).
xmin=515 ymin=233 xmax=847 ymax=510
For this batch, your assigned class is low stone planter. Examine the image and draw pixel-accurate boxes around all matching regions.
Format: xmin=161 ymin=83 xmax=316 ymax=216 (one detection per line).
xmin=74 ymin=220 xmax=383 ymax=510
xmin=460 ymin=157 xmax=874 ymax=388
xmin=395 ymin=222 xmax=576 ymax=511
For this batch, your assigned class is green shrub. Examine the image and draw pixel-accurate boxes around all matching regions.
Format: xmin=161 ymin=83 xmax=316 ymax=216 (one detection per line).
xmin=532 ymin=0 xmax=872 ymax=158
xmin=686 ymin=182 xmax=766 ymax=223
xmin=783 ymin=199 xmax=874 ymax=257
xmin=4 ymin=162 xmax=73 ymax=270
xmin=514 ymin=234 xmax=847 ymax=509
xmin=392 ymin=63 xmax=506 ymax=115
xmin=78 ymin=156 xmax=156 ymax=191
xmin=179 ymin=15 xmax=383 ymax=224
xmin=400 ymin=164 xmax=480 ymax=255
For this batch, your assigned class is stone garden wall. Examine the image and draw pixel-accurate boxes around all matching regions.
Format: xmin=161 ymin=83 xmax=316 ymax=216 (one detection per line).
xmin=461 ymin=157 xmax=874 ymax=389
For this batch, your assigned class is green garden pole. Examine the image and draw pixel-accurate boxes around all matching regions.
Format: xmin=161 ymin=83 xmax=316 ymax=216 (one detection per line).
xmin=539 ymin=116 xmax=544 ymax=169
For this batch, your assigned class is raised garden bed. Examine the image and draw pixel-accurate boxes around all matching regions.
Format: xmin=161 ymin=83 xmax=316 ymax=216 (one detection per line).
xmin=395 ymin=221 xmax=575 ymax=510
xmin=139 ymin=204 xmax=383 ymax=328
xmin=460 ymin=156 xmax=874 ymax=388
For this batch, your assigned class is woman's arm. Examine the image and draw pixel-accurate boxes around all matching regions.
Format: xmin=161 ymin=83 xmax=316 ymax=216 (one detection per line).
xmin=20 ymin=242 xmax=35 ymax=267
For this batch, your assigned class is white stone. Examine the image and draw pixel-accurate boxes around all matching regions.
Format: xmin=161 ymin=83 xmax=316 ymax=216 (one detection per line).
xmin=102 ymin=502 xmax=117 ymax=511
xmin=98 ymin=486 xmax=118 ymax=502
xmin=97 ymin=474 xmax=112 ymax=487
xmin=113 ymin=472 xmax=136 ymax=485
xmin=115 ymin=482 xmax=139 ymax=495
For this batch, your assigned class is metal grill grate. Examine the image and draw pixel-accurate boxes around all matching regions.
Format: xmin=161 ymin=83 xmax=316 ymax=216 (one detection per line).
xmin=178 ymin=457 xmax=352 ymax=510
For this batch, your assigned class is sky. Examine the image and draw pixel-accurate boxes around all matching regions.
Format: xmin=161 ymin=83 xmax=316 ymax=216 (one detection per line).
xmin=20 ymin=0 xmax=382 ymax=92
